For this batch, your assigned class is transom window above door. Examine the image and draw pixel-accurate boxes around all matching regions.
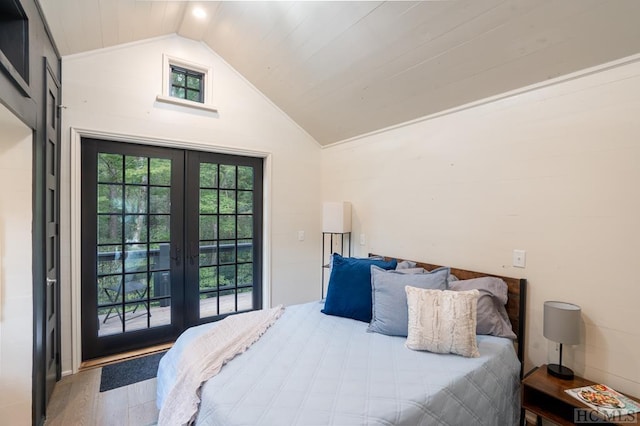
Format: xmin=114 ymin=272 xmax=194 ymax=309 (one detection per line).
xmin=170 ymin=65 xmax=204 ymax=103
xmin=156 ymin=54 xmax=218 ymax=113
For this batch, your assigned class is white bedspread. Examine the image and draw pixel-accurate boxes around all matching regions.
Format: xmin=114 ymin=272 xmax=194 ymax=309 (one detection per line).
xmin=157 ymin=305 xmax=284 ymax=426
xmin=158 ymin=301 xmax=520 ymax=425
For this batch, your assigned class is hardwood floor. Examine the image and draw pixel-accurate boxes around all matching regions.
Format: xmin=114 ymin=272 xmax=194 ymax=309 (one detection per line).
xmin=47 ymin=292 xmax=252 ymax=425
xmin=45 ymin=367 xmax=159 ymax=426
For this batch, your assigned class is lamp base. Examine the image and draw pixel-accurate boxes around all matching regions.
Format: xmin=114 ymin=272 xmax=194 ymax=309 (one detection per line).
xmin=547 ymin=363 xmax=574 ymax=380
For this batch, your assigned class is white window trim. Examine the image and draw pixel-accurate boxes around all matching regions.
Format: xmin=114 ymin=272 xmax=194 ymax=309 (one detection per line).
xmin=156 ymin=54 xmax=218 ymax=113
xmin=68 ymin=127 xmax=271 ymax=374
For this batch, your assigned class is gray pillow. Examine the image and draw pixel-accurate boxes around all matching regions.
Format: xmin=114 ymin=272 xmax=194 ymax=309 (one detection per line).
xmin=395 ymin=260 xmax=417 ymax=269
xmin=367 ymin=265 xmax=449 ymax=337
xmin=449 ymin=277 xmax=516 ymax=339
xmin=396 ymin=267 xmax=427 ymax=274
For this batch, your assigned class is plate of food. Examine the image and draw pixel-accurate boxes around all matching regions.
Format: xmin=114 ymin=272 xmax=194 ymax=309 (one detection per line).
xmin=578 ymin=387 xmax=626 ymax=409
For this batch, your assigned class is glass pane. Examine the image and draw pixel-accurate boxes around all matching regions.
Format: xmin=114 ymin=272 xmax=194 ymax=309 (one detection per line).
xmin=125 ymin=185 xmax=147 ymax=213
xmin=124 ymin=303 xmax=149 ymax=332
xmin=219 ymin=289 xmax=236 ymax=315
xmin=237 ymin=215 xmax=252 ymax=239
xmin=150 ymin=271 xmax=170 ymax=298
xmin=219 ymin=165 xmax=236 ymax=189
xmin=98 ymin=215 xmax=122 ymax=244
xmin=150 ymin=300 xmax=171 ymax=328
xmin=98 ymin=184 xmax=123 ymax=213
xmin=98 ymin=245 xmax=122 ymax=275
xmin=151 ymin=243 xmax=171 ymax=271
xmin=186 ymin=89 xmax=201 ymax=102
xmin=153 ymin=297 xmax=171 ymax=310
xmin=124 ymin=244 xmax=147 ymax=273
xmin=125 ymin=156 xmax=148 ymax=184
xmin=238 ymin=166 xmax=253 ymax=190
xmin=199 ymin=189 xmax=218 ymax=214
xmin=199 ymin=266 xmax=218 ymax=291
xmin=150 ymin=215 xmax=170 ymax=243
xmin=98 ymin=306 xmax=122 ymax=336
xmin=98 ymin=275 xmax=122 ymax=305
xmin=97 ymin=153 xmax=123 ymax=183
xmin=199 ymin=215 xmax=217 ymax=240
xmin=150 ymin=158 xmax=171 ymax=186
xmin=237 ymin=239 xmax=252 ymax=262
xmin=93 ymin=151 xmax=179 ymax=338
xmin=123 ymin=277 xmax=148 ymax=302
xmin=219 ymin=190 xmax=236 ymax=214
xmin=219 ymin=265 xmax=236 ymax=289
xmin=219 ymin=242 xmax=235 ymax=264
xmin=124 ymin=215 xmax=147 ymax=242
xmin=219 ymin=216 xmax=236 ymax=239
xmin=200 ymin=163 xmax=218 ymax=188
xmin=150 ymin=187 xmax=170 ymax=214
xmin=199 ymin=241 xmax=217 ymax=266
xmin=171 ymin=87 xmax=186 ymax=98
xmin=238 ymin=288 xmax=253 ymax=311
xmin=237 ymin=191 xmax=252 ymax=214
xmin=171 ymin=70 xmax=185 ymax=86
xmin=238 ymin=263 xmax=253 ymax=286
xmin=187 ymin=75 xmax=200 ymax=89
xmin=200 ymin=293 xmax=218 ymax=319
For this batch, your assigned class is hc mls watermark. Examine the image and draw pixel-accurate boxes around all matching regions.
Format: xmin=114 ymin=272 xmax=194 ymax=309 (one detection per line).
xmin=574 ymin=409 xmax=639 ymax=423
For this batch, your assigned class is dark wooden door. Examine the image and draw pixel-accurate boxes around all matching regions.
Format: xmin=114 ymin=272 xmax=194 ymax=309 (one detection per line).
xmin=44 ymin=60 xmax=61 ymax=405
xmin=80 ymin=139 xmax=264 ymax=360
xmin=80 ymin=139 xmax=186 ymax=360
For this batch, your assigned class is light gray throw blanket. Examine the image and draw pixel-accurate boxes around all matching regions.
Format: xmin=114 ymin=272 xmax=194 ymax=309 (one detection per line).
xmin=158 ymin=305 xmax=285 ymax=426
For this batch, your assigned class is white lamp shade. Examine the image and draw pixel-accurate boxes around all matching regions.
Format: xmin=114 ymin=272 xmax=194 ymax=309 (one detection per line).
xmin=322 ymin=202 xmax=352 ymax=233
xmin=543 ymin=301 xmax=581 ymax=345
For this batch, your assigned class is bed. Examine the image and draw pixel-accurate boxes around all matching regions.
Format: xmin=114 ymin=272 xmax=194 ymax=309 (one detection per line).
xmin=157 ymin=255 xmax=527 ymax=425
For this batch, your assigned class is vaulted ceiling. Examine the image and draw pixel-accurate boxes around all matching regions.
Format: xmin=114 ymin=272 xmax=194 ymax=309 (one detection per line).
xmin=38 ymin=0 xmax=640 ymax=145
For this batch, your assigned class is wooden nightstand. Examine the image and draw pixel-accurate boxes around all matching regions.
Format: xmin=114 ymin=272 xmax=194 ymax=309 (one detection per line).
xmin=522 ymin=364 xmax=640 ymax=425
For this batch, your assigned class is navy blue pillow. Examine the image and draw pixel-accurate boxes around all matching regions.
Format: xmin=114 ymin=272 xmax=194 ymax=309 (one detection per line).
xmin=321 ymin=254 xmax=397 ymax=322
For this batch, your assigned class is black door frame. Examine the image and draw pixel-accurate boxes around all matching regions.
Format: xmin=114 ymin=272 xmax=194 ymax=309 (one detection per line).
xmin=80 ymin=138 xmax=186 ymax=359
xmin=79 ymin=137 xmax=265 ymax=360
xmin=32 ymin=57 xmax=61 ymax=425
xmin=184 ymin=150 xmax=264 ymax=326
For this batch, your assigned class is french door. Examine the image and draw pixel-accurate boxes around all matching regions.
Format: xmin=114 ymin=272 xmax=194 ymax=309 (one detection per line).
xmin=81 ymin=138 xmax=263 ymax=360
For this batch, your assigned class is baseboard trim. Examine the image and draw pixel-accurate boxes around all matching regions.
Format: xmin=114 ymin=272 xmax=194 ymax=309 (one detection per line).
xmin=79 ymin=342 xmax=173 ymax=371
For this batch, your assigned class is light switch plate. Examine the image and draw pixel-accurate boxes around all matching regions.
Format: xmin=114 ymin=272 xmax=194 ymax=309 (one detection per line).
xmin=513 ymin=249 xmax=526 ymax=268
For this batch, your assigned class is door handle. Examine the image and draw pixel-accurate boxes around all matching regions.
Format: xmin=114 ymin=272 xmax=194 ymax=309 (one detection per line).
xmin=46 ymin=278 xmax=56 ymax=287
xmin=189 ymin=243 xmax=199 ymax=265
xmin=170 ymin=246 xmax=181 ymax=266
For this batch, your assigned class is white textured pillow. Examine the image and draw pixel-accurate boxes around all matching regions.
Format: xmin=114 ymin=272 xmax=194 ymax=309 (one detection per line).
xmin=405 ymin=286 xmax=480 ymax=358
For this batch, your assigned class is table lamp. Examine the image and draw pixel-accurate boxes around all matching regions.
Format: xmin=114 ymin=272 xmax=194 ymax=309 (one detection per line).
xmin=543 ymin=301 xmax=581 ymax=379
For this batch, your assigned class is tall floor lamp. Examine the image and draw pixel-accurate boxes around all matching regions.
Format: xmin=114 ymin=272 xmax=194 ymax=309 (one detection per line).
xmin=543 ymin=301 xmax=581 ymax=379
xmin=321 ymin=202 xmax=351 ymax=299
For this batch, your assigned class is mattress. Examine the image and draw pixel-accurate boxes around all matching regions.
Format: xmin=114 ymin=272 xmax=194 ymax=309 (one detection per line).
xmin=157 ymin=301 xmax=521 ymax=425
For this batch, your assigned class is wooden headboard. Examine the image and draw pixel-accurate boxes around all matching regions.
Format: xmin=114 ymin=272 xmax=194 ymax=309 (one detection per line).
xmin=370 ymin=254 xmax=527 ymax=378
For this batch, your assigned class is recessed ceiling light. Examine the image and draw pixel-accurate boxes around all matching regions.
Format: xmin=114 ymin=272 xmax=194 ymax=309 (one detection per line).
xmin=192 ymin=7 xmax=206 ymax=19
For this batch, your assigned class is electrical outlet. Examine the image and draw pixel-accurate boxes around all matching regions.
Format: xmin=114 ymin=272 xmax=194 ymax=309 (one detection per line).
xmin=359 ymin=233 xmax=366 ymax=245
xmin=297 ymin=230 xmax=305 ymax=241
xmin=513 ymin=249 xmax=526 ymax=268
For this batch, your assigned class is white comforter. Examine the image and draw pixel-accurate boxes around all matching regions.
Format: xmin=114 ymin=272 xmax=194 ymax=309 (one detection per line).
xmin=157 ymin=305 xmax=284 ymax=425
xmin=158 ymin=301 xmax=521 ymax=425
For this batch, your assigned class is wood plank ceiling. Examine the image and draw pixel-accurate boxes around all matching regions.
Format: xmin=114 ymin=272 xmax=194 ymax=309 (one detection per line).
xmin=38 ymin=0 xmax=640 ymax=145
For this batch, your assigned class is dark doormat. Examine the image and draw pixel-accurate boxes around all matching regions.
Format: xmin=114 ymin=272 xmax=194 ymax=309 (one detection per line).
xmin=99 ymin=351 xmax=166 ymax=392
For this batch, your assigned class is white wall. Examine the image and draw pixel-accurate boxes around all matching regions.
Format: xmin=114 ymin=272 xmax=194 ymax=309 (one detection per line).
xmin=0 ymin=104 xmax=33 ymax=425
xmin=322 ymin=58 xmax=640 ymax=396
xmin=60 ymin=35 xmax=322 ymax=373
